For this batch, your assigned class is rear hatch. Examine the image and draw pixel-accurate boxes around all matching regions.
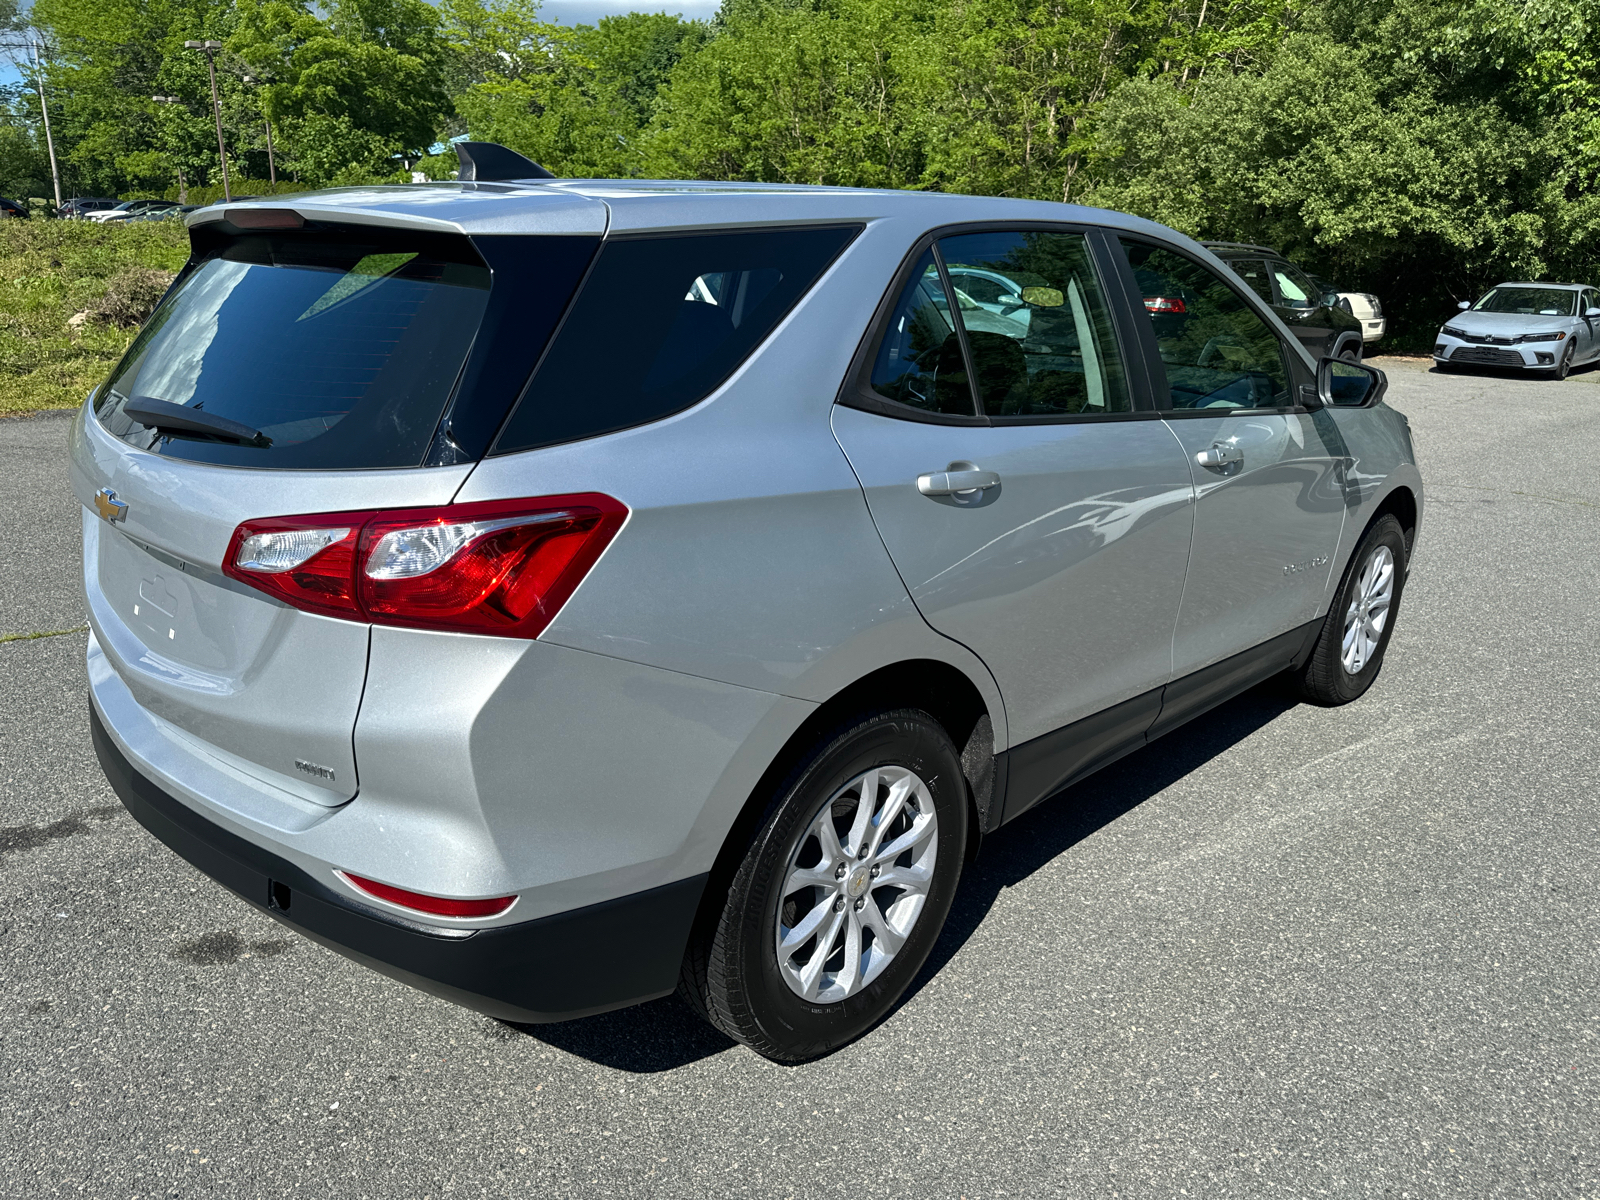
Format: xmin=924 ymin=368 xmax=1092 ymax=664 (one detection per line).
xmin=73 ymin=197 xmax=604 ymax=805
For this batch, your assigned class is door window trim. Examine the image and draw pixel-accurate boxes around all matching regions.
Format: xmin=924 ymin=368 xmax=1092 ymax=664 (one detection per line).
xmin=836 ymin=221 xmax=1164 ymax=426
xmin=1105 ymin=235 xmax=1314 ymax=418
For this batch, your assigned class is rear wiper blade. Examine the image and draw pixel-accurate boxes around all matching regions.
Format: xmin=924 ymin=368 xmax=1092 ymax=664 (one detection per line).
xmin=123 ymin=398 xmax=271 ymax=447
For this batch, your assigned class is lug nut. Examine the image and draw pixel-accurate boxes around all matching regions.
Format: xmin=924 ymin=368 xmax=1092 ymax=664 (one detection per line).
xmin=870 ymin=864 xmax=881 ymax=878
xmin=835 ymin=864 xmax=847 ymax=880
xmin=853 ymin=898 xmax=865 ymax=911
xmin=857 ymin=845 xmax=869 ymax=860
xmin=833 ymin=897 xmax=845 ymax=913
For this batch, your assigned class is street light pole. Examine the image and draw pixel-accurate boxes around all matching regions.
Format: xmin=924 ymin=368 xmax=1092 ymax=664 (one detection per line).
xmin=184 ymin=39 xmax=230 ymax=202
xmin=32 ymin=41 xmax=63 ymax=209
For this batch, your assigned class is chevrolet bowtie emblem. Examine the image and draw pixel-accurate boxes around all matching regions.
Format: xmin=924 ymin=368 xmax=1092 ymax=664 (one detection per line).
xmin=94 ymin=488 xmax=128 ymax=524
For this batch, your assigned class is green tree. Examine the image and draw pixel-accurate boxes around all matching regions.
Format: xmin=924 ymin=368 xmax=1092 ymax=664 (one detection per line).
xmin=233 ymin=0 xmax=453 ymax=183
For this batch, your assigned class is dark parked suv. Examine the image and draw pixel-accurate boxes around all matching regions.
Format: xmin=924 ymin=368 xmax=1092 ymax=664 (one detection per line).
xmin=1201 ymin=242 xmax=1365 ymax=361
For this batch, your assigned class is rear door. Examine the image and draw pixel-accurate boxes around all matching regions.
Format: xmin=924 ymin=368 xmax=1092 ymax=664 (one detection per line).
xmin=1114 ymin=237 xmax=1347 ymax=687
xmin=831 ymin=226 xmax=1195 ymax=762
xmin=74 ymin=214 xmax=598 ymax=804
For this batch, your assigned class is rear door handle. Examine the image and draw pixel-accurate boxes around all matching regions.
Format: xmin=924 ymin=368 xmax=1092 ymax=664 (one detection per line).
xmin=917 ymin=465 xmax=1000 ymax=496
xmin=1194 ymin=443 xmax=1244 ymax=469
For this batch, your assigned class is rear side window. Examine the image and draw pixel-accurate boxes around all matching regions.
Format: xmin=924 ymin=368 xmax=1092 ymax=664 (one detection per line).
xmin=867 ymin=248 xmax=975 ymax=416
xmin=96 ymin=227 xmax=497 ymax=469
xmin=493 ymin=225 xmax=860 ymax=454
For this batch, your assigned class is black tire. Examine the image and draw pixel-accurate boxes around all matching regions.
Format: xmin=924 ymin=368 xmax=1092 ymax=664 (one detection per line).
xmin=681 ymin=709 xmax=969 ymax=1062
xmin=1339 ymin=342 xmax=1362 ymax=363
xmin=1291 ymin=514 xmax=1408 ymax=706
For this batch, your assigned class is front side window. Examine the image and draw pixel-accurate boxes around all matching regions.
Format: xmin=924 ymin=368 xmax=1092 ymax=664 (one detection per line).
xmin=1122 ymin=240 xmax=1290 ymax=410
xmin=96 ymin=227 xmax=493 ymax=469
xmin=495 ymin=225 xmax=860 ymax=453
xmin=1227 ymin=259 xmax=1273 ymax=302
xmin=867 ymin=249 xmax=975 ymax=416
xmin=938 ymin=229 xmax=1131 ymax=417
xmin=1472 ymin=287 xmax=1576 ymax=316
xmin=1272 ymin=262 xmax=1320 ymax=310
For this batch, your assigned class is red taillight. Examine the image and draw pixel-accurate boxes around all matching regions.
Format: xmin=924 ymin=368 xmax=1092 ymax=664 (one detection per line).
xmin=1144 ymin=296 xmax=1187 ymax=314
xmin=222 ymin=494 xmax=627 ymax=637
xmin=340 ymin=872 xmax=517 ymax=919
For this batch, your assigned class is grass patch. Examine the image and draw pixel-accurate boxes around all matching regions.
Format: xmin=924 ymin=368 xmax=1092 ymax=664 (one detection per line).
xmin=0 ymin=221 xmax=189 ymax=417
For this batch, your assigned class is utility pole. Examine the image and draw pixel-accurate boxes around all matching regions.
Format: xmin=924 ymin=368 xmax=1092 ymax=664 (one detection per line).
xmin=32 ymin=41 xmax=62 ymax=209
xmin=243 ymin=76 xmax=277 ymax=185
xmin=151 ymin=96 xmax=188 ymax=203
xmin=184 ymin=39 xmax=230 ymax=202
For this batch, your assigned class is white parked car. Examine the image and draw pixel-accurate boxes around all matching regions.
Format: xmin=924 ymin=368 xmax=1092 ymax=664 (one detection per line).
xmin=1312 ymin=275 xmax=1384 ymax=345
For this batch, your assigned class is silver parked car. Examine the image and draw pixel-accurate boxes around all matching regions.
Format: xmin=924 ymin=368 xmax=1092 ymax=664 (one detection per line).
xmin=74 ymin=145 xmax=1423 ymax=1062
xmin=1435 ymin=281 xmax=1600 ymax=379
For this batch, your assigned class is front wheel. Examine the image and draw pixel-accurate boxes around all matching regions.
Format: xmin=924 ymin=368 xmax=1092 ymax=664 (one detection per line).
xmin=1339 ymin=342 xmax=1362 ymax=364
xmin=1550 ymin=340 xmax=1574 ymax=381
xmin=1291 ymin=514 xmax=1408 ymax=705
xmin=681 ymin=709 xmax=969 ymax=1062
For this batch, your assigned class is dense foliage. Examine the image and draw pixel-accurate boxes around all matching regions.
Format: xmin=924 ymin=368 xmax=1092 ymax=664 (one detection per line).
xmin=4 ymin=0 xmax=1600 ymax=348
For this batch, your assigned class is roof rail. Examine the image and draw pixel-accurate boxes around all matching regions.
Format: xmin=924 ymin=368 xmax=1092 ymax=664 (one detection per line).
xmin=1200 ymin=240 xmax=1280 ymax=256
xmin=454 ymin=141 xmax=556 ymax=183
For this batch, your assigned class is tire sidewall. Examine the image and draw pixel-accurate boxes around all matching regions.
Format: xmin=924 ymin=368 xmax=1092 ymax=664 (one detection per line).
xmin=1321 ymin=517 xmax=1408 ymax=702
xmin=726 ymin=711 xmax=968 ymax=1059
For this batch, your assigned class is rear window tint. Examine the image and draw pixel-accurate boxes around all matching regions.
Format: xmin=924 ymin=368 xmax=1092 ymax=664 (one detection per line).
xmin=492 ymin=225 xmax=860 ymax=455
xmin=96 ymin=227 xmax=494 ymax=470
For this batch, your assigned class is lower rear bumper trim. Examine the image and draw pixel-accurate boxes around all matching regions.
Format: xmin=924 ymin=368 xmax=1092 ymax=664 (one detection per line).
xmin=91 ymin=699 xmax=707 ymax=1023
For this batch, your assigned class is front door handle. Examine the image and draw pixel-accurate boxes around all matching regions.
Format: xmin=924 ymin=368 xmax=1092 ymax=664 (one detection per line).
xmin=1194 ymin=443 xmax=1244 ymax=469
xmin=917 ymin=463 xmax=1000 ymax=496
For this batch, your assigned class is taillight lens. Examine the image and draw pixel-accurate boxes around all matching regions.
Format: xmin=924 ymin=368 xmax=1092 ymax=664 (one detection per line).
xmin=339 ymin=871 xmax=517 ymax=919
xmin=1144 ymin=296 xmax=1187 ymax=314
xmin=222 ymin=494 xmax=627 ymax=637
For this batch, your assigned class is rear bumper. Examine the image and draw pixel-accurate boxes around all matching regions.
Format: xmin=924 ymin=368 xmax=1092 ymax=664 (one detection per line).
xmin=92 ymin=702 xmax=706 ymax=1023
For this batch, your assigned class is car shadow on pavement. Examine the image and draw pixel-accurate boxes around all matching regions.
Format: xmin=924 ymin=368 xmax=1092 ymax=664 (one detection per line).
xmin=507 ymin=680 xmax=1298 ymax=1073
xmin=899 ymin=679 xmax=1300 ymax=1009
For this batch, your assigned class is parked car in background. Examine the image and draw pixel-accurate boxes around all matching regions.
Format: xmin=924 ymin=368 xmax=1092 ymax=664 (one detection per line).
xmin=124 ymin=205 xmax=198 ymax=223
xmin=1202 ymin=242 xmax=1366 ymax=361
xmin=57 ymin=198 xmax=119 ymax=219
xmin=77 ymin=151 xmax=1421 ymax=1062
xmin=1311 ymin=274 xmax=1385 ymax=346
xmin=90 ymin=200 xmax=182 ymax=223
xmin=1434 ymin=282 xmax=1600 ymax=380
xmin=0 ymin=197 xmax=29 ymax=219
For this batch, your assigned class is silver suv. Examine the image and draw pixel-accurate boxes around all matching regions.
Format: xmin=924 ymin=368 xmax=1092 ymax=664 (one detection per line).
xmin=74 ymin=154 xmax=1422 ymax=1062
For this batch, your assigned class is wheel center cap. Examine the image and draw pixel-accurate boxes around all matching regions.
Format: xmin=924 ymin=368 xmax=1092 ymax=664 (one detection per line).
xmin=846 ymin=868 xmax=871 ymax=898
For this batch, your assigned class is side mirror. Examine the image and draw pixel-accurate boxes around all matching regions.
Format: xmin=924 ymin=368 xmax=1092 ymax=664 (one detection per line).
xmin=1321 ymin=292 xmax=1340 ymax=308
xmin=1457 ymin=300 xmax=1471 ymax=310
xmin=1020 ymin=286 xmax=1064 ymax=307
xmin=1586 ymin=307 xmax=1600 ymax=319
xmin=998 ymin=293 xmax=1024 ymax=308
xmin=1319 ymin=357 xmax=1387 ymax=409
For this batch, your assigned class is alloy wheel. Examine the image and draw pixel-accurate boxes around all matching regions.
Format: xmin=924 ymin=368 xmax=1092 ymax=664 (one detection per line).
xmin=1341 ymin=544 xmax=1395 ymax=675
xmin=774 ymin=765 xmax=938 ymax=1004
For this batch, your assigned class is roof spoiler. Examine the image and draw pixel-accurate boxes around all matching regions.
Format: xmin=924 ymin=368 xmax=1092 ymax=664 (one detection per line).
xmin=454 ymin=141 xmax=556 ymax=183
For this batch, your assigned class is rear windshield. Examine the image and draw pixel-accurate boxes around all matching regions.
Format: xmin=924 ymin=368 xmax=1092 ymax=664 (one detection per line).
xmin=95 ymin=227 xmax=492 ymax=469
xmin=493 ymin=225 xmax=860 ymax=454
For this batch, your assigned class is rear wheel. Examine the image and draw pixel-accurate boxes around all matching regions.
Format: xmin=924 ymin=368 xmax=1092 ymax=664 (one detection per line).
xmin=681 ymin=709 xmax=969 ymax=1062
xmin=1291 ymin=515 xmax=1408 ymax=706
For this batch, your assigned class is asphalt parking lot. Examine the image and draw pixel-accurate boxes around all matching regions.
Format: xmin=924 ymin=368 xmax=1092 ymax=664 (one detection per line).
xmin=2 ymin=357 xmax=1597 ymax=1199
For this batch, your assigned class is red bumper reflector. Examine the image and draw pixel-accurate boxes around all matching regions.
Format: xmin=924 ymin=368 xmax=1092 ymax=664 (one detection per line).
xmin=341 ymin=872 xmax=517 ymax=919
